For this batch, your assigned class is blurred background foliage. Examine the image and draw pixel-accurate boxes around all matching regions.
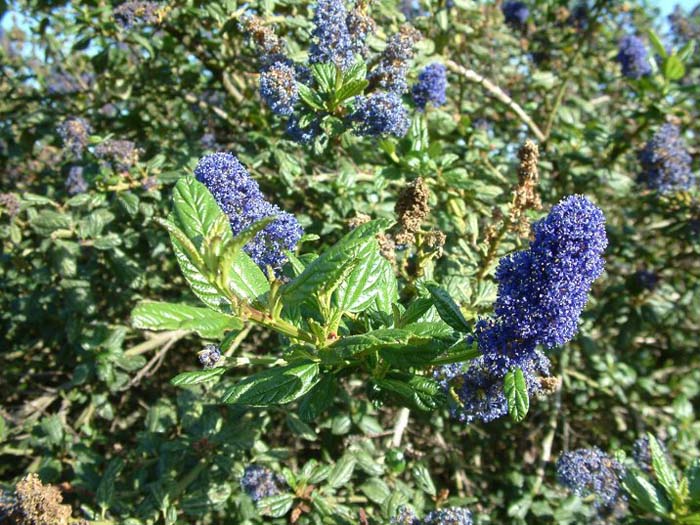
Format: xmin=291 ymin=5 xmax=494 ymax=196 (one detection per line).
xmin=1 ymin=0 xmax=700 ymax=523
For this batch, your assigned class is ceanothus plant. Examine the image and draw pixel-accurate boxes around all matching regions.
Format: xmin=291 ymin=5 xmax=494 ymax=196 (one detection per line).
xmin=133 ymin=150 xmax=607 ymax=428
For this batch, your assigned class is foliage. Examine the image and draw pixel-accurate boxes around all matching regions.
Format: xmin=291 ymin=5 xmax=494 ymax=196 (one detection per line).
xmin=1 ymin=0 xmax=700 ymax=524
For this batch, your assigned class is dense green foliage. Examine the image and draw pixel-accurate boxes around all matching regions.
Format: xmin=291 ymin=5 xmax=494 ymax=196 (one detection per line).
xmin=1 ymin=0 xmax=700 ymax=523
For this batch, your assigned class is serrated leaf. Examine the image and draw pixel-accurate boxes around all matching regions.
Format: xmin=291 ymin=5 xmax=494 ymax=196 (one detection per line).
xmin=504 ymin=368 xmax=529 ymax=422
xmin=131 ymin=301 xmax=242 ymax=338
xmin=298 ymin=375 xmax=337 ymax=421
xmin=336 ymin=78 xmax=369 ymax=102
xmin=222 ymin=362 xmax=320 ymax=406
xmin=623 ymin=469 xmax=672 ymax=516
xmin=648 ymin=434 xmax=680 ymax=500
xmin=336 ymin=240 xmax=394 ymax=314
xmin=257 ymin=493 xmax=294 ymax=517
xmin=375 ymin=374 xmax=446 ymax=411
xmin=412 ymin=463 xmax=436 ymax=496
xmin=297 ymin=83 xmax=325 ymax=110
xmin=281 ymin=219 xmax=391 ymax=305
xmin=171 ymin=176 xmax=222 ymax=246
xmin=310 ymin=62 xmax=338 ymax=93
xmin=96 ymin=458 xmax=124 ymax=511
xmin=328 ymin=454 xmax=356 ymax=489
xmin=426 ymin=284 xmax=471 ymax=332
xmin=170 ymin=367 xmax=228 ymax=386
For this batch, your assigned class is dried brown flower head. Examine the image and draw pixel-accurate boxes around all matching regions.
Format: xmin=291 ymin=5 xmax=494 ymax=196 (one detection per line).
xmin=395 ymin=177 xmax=430 ymax=245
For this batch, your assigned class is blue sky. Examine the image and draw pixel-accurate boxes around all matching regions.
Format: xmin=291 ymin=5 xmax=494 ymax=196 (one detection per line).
xmin=651 ymin=0 xmax=697 ymax=17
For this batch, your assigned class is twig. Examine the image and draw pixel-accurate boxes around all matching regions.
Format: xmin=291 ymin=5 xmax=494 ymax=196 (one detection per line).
xmin=445 ymin=60 xmax=545 ymax=142
xmin=391 ymin=408 xmax=411 ymax=448
xmin=123 ymin=330 xmax=188 ymax=357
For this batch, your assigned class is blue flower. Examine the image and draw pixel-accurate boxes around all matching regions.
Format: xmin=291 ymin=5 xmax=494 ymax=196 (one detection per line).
xmin=285 ymin=115 xmax=322 ymax=144
xmin=66 ymin=166 xmax=88 ymax=195
xmin=346 ymin=1 xmax=375 ymax=56
xmin=194 ymin=153 xmax=303 ymax=272
xmin=502 ymin=1 xmax=529 ymax=29
xmin=638 ymin=124 xmax=694 ymax=193
xmin=58 ymin=117 xmax=91 ymax=158
xmin=632 ymin=435 xmax=667 ymax=473
xmin=259 ymin=61 xmax=299 ymax=116
xmin=391 ymin=506 xmax=419 ymax=525
xmin=369 ymin=25 xmax=422 ymax=94
xmin=556 ymin=448 xmax=625 ymax=508
xmin=412 ymin=63 xmax=447 ymax=110
xmin=478 ymin=195 xmax=607 ymax=372
xmin=424 ymin=507 xmax=473 ymax=525
xmin=436 ymin=352 xmax=549 ymax=424
xmin=240 ymin=465 xmax=285 ymax=502
xmin=352 ymin=92 xmax=410 ymax=137
xmin=114 ymin=1 xmax=161 ymax=29
xmin=309 ymin=0 xmax=355 ymax=71
xmin=198 ymin=344 xmax=221 ymax=369
xmin=95 ymin=139 xmax=139 ymax=172
xmin=617 ymin=35 xmax=651 ymax=79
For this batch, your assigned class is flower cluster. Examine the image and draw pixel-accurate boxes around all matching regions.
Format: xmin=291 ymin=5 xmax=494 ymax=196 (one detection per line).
xmin=0 ymin=474 xmax=73 ymax=525
xmin=438 ymin=196 xmax=606 ymax=423
xmin=58 ymin=117 xmax=91 ymax=157
xmin=369 ymin=24 xmax=422 ymax=94
xmin=390 ymin=506 xmax=472 ymax=525
xmin=556 ymin=448 xmax=625 ymax=509
xmin=114 ymin=1 xmax=162 ymax=29
xmin=66 ymin=166 xmax=88 ymax=195
xmin=632 ymin=435 xmax=666 ymax=473
xmin=0 ymin=193 xmax=20 ymax=218
xmin=240 ymin=465 xmax=286 ymax=502
xmin=198 ymin=344 xmax=222 ymax=369
xmin=617 ymin=35 xmax=651 ymax=79
xmin=638 ymin=124 xmax=694 ymax=193
xmin=194 ymin=153 xmax=303 ymax=271
xmin=352 ymin=92 xmax=410 ymax=137
xmin=243 ymin=4 xmax=433 ymax=143
xmin=94 ymin=139 xmax=139 ymax=172
xmin=502 ymin=1 xmax=529 ymax=29
xmin=309 ymin=0 xmax=355 ymax=71
xmin=259 ymin=62 xmax=299 ymax=116
xmin=411 ymin=63 xmax=447 ymax=110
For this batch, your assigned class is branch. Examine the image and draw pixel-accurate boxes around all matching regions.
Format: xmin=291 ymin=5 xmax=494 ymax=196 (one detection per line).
xmin=445 ymin=60 xmax=546 ymax=142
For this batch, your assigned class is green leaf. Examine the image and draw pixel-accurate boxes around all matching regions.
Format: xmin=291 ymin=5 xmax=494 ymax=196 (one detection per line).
xmin=648 ymin=433 xmax=681 ymax=500
xmin=375 ymin=374 xmax=446 ymax=411
xmin=678 ymin=40 xmax=696 ymax=63
xmin=335 ymin=78 xmax=369 ymax=102
xmin=336 ymin=239 xmax=395 ymax=314
xmin=310 ymin=62 xmax=338 ymax=93
xmin=412 ymin=463 xmax=437 ymax=496
xmin=297 ymin=83 xmax=325 ymax=110
xmin=663 ymin=55 xmax=686 ymax=81
xmin=281 ymin=219 xmax=391 ymax=305
xmin=686 ymin=459 xmax=700 ymax=504
xmin=328 ymin=454 xmax=356 ymax=489
xmin=171 ymin=176 xmax=222 ymax=247
xmin=96 ymin=458 xmax=124 ymax=512
xmin=170 ymin=367 xmax=228 ymax=386
xmin=222 ymin=362 xmax=320 ymax=406
xmin=131 ymin=301 xmax=242 ymax=338
xmin=623 ymin=469 xmax=672 ymax=516
xmin=504 ymin=368 xmax=529 ymax=422
xmin=257 ymin=493 xmax=295 ymax=517
xmin=426 ymin=283 xmax=471 ymax=333
xmin=286 ymin=413 xmax=317 ymax=441
xmin=224 ymin=248 xmax=270 ymax=303
xmin=648 ymin=30 xmax=667 ymax=59
xmin=30 ymin=210 xmax=72 ymax=235
xmin=298 ymin=375 xmax=337 ymax=421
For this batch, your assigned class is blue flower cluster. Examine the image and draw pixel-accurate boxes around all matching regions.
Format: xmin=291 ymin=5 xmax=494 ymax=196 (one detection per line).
xmin=617 ymin=35 xmax=651 ymax=79
xmin=632 ymin=435 xmax=666 ymax=473
xmin=502 ymin=1 xmax=529 ymax=29
xmin=556 ymin=448 xmax=625 ymax=508
xmin=245 ymin=3 xmax=434 ymax=143
xmin=369 ymin=24 xmax=422 ymax=94
xmin=259 ymin=62 xmax=299 ymax=116
xmin=412 ymin=63 xmax=447 ymax=110
xmin=198 ymin=344 xmax=222 ymax=369
xmin=638 ymin=124 xmax=694 ymax=193
xmin=390 ymin=506 xmax=472 ymax=525
xmin=58 ymin=117 xmax=91 ymax=158
xmin=66 ymin=166 xmax=88 ymax=195
xmin=309 ymin=0 xmax=355 ymax=71
xmin=95 ymin=139 xmax=139 ymax=172
xmin=438 ymin=196 xmax=607 ymax=423
xmin=114 ymin=1 xmax=161 ymax=29
xmin=194 ymin=153 xmax=303 ymax=271
xmin=240 ymin=465 xmax=285 ymax=502
xmin=352 ymin=92 xmax=410 ymax=137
